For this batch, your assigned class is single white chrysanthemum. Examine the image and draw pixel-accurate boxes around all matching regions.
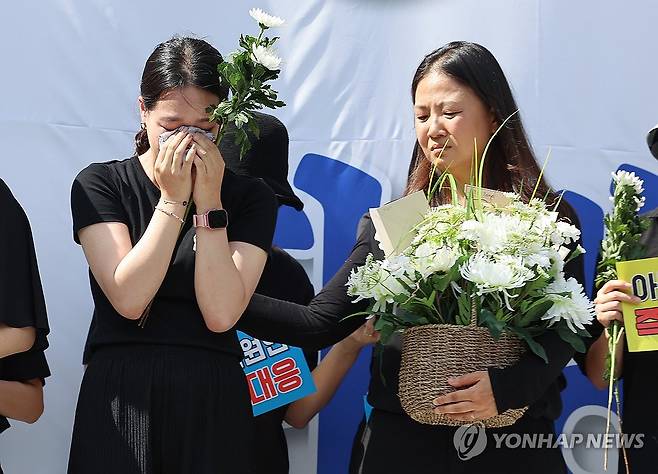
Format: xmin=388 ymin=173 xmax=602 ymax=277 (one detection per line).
xmin=551 ymin=221 xmax=581 ymax=247
xmin=346 ymin=255 xmax=413 ymax=312
xmin=542 ymin=277 xmax=595 ymax=331
xmin=251 ymin=45 xmax=282 ymax=70
xmin=410 ymin=242 xmax=459 ymax=278
xmin=249 ymin=8 xmax=285 ymax=28
xmin=612 ymin=170 xmax=644 ymax=196
xmin=460 ymin=213 xmax=518 ymax=253
xmin=460 ymin=253 xmax=534 ymax=294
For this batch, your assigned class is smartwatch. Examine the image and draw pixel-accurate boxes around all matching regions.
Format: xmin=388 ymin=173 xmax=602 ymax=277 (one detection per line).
xmin=193 ymin=209 xmax=228 ymax=229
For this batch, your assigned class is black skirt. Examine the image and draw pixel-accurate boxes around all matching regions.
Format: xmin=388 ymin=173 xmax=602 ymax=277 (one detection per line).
xmin=350 ymin=409 xmax=566 ymax=474
xmin=68 ymin=344 xmax=254 ymax=474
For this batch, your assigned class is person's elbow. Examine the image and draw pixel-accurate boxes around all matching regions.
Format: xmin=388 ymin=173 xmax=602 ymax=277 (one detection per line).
xmin=23 ymin=398 xmax=44 ymax=424
xmin=204 ymin=316 xmax=238 ymax=333
xmin=199 ymin=299 xmax=246 ymax=333
xmin=18 ymin=381 xmax=44 ymax=424
xmin=586 ymin=370 xmax=609 ymax=391
xmin=109 ymin=296 xmax=147 ymax=321
xmin=285 ymin=411 xmax=313 ymax=429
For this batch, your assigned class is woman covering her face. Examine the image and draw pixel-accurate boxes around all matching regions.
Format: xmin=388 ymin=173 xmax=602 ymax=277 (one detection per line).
xmin=0 ymin=179 xmax=50 ymax=473
xmin=68 ymin=36 xmax=277 ymax=473
xmin=238 ymin=41 xmax=586 ymax=473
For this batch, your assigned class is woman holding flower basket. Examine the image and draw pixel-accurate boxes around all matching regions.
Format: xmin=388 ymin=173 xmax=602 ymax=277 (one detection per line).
xmin=239 ymin=41 xmax=591 ymax=473
xmin=67 ymin=36 xmax=278 ymax=473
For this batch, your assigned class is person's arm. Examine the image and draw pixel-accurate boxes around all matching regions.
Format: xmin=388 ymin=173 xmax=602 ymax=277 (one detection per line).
xmin=583 ymin=279 xmax=637 ymax=389
xmin=0 ymin=378 xmax=43 ymax=424
xmin=76 ymin=132 xmax=196 ymax=320
xmin=237 ymin=215 xmax=379 ymax=349
xmin=0 ymin=324 xmax=35 ymax=359
xmin=191 ymin=134 xmax=271 ymax=332
xmin=285 ymin=319 xmax=380 ymax=428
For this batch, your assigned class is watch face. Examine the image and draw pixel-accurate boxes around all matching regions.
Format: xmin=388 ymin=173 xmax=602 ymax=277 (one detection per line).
xmin=207 ymin=209 xmax=228 ymax=228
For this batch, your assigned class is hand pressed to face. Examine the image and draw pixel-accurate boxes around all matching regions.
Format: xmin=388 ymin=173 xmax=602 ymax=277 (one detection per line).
xmin=432 ymin=370 xmax=498 ymax=422
xmin=191 ymin=131 xmax=226 ymax=213
xmin=138 ymin=86 xmax=221 ymax=203
xmin=414 ymin=72 xmax=497 ymax=186
xmin=153 ymin=130 xmax=196 ymax=202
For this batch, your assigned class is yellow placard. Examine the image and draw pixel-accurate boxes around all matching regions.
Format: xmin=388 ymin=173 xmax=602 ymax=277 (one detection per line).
xmin=616 ymin=256 xmax=658 ymax=352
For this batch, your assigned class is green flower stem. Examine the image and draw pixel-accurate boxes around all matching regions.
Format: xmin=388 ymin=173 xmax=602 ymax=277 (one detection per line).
xmin=604 ymin=321 xmax=626 ymax=472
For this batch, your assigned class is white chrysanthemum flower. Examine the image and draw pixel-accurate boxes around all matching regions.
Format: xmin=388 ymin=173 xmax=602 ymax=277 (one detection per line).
xmin=524 ymin=249 xmax=553 ymax=270
xmin=249 ymin=8 xmax=285 ymax=28
xmin=612 ymin=170 xmax=644 ymax=195
xmin=460 ymin=213 xmax=517 ymax=253
xmin=381 ymin=254 xmax=413 ymax=280
xmin=634 ymin=195 xmax=646 ymax=212
xmin=542 ymin=277 xmax=595 ymax=331
xmin=410 ymin=242 xmax=459 ymax=278
xmin=551 ymin=221 xmax=581 ymax=247
xmin=347 ymin=255 xmax=413 ymax=312
xmin=460 ymin=253 xmax=534 ymax=294
xmin=251 ymin=45 xmax=282 ymax=70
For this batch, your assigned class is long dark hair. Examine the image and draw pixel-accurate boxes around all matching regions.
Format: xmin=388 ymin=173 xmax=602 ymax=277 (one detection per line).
xmin=134 ymin=36 xmax=228 ymax=155
xmin=405 ymin=41 xmax=563 ymax=213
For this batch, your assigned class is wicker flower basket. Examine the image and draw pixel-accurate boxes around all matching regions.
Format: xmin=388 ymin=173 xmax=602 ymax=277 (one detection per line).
xmin=398 ymin=311 xmax=528 ymax=428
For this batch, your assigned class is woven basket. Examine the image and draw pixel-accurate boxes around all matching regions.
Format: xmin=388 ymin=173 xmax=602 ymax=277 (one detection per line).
xmin=398 ymin=308 xmax=528 ymax=428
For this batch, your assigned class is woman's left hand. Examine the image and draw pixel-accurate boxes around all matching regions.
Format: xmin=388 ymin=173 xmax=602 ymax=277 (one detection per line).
xmin=432 ymin=370 xmax=498 ymax=422
xmin=191 ymin=132 xmax=225 ymax=212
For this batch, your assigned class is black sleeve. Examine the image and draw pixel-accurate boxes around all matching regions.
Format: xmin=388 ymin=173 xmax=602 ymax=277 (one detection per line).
xmin=237 ymin=215 xmax=375 ymax=350
xmin=70 ymin=163 xmax=129 ymax=244
xmin=0 ymin=180 xmax=50 ymax=349
xmin=228 ymin=178 xmax=277 ymax=252
xmin=1 ymin=347 xmax=50 ymax=383
xmin=488 ymin=212 xmax=587 ymax=412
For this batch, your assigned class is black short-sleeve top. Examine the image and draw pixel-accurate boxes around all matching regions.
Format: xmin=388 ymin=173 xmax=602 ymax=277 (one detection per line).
xmin=70 ymin=156 xmax=277 ymax=362
xmin=0 ymin=179 xmax=50 ymax=433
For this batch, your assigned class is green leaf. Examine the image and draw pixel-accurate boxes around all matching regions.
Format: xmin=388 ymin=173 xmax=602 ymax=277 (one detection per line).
xmin=517 ymin=299 xmax=554 ymax=327
xmin=556 ymin=324 xmax=587 ymax=353
xmin=510 ymin=327 xmax=548 ymax=363
xmin=480 ymin=308 xmax=505 ymax=339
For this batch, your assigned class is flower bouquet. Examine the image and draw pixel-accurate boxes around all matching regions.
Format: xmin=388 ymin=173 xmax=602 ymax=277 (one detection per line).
xmin=207 ymin=8 xmax=286 ymax=158
xmin=347 ymin=156 xmax=594 ymax=427
xmin=595 ymin=170 xmax=649 ymax=471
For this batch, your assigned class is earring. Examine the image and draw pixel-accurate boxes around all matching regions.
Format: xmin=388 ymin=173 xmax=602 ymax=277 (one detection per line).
xmin=140 ymin=122 xmax=146 ymax=130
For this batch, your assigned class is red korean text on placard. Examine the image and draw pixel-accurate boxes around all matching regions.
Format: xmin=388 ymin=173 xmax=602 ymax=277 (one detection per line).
xmin=246 ymin=357 xmax=303 ymax=404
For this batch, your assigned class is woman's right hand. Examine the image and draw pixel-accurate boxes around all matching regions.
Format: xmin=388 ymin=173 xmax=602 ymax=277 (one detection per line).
xmin=154 ymin=130 xmax=196 ymax=202
xmin=594 ymin=279 xmax=641 ymax=328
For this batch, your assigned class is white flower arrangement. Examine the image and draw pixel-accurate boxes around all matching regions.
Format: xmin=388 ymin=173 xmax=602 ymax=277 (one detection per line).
xmin=347 ymin=181 xmax=594 ymax=360
xmin=207 ymin=8 xmax=286 ymax=158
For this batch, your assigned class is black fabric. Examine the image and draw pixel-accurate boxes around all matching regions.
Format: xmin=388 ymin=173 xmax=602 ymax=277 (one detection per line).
xmin=0 ymin=179 xmax=50 ymax=435
xmin=70 ymin=156 xmax=277 ymax=362
xmin=68 ymin=345 xmax=254 ymax=474
xmin=576 ymin=207 xmax=658 ymax=472
xmin=348 ymin=409 xmax=566 ymax=474
xmin=220 ymin=113 xmax=304 ymax=211
xmin=239 ymin=209 xmax=586 ymax=471
xmin=0 ymin=179 xmax=50 ymax=343
xmin=250 ymin=246 xmax=317 ymax=474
